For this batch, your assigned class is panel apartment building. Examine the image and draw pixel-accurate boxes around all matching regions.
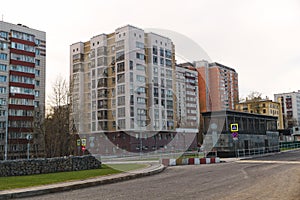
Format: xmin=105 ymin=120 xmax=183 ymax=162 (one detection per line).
xmin=175 ymin=63 xmax=199 ymax=129
xmin=70 ymin=25 xmax=189 ymax=154
xmin=274 ymin=91 xmax=300 ymax=129
xmin=0 ymin=21 xmax=46 ymax=160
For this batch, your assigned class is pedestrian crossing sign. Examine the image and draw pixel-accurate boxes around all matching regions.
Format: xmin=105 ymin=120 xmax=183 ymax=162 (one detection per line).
xmin=230 ymin=123 xmax=238 ymax=132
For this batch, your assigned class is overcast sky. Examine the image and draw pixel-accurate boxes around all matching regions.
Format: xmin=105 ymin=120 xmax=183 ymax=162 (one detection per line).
xmin=1 ymin=0 xmax=299 ymax=102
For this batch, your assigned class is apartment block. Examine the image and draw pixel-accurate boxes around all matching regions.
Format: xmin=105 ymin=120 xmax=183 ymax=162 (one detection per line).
xmin=194 ymin=60 xmax=239 ymax=112
xmin=274 ymin=91 xmax=300 ymax=129
xmin=70 ymin=25 xmax=179 ymax=153
xmin=175 ymin=63 xmax=199 ymax=129
xmin=0 ymin=21 xmax=46 ymax=160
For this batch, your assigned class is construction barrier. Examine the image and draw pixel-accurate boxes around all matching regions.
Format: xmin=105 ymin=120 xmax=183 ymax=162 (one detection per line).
xmin=161 ymin=157 xmax=220 ymax=166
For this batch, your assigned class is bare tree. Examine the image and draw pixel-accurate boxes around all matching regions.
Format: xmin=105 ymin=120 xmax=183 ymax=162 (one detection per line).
xmin=44 ymin=76 xmax=76 ymax=157
xmin=246 ymin=91 xmax=263 ymax=114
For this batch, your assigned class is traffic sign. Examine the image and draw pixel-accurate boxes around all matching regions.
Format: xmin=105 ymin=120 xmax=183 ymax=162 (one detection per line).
xmin=231 ymin=132 xmax=238 ymax=138
xmin=81 ymin=138 xmax=86 ymax=146
xmin=230 ymin=123 xmax=238 ymax=132
xmin=76 ymin=139 xmax=81 ymax=146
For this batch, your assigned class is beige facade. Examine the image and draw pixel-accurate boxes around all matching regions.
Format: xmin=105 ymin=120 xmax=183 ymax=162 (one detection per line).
xmin=70 ymin=25 xmax=177 ymax=136
xmin=235 ymin=99 xmax=284 ymax=129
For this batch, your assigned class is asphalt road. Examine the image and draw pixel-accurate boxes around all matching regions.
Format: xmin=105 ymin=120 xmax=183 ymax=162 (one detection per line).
xmin=23 ymin=150 xmax=300 ymax=200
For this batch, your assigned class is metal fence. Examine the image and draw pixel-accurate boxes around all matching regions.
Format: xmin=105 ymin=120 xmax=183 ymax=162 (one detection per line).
xmin=236 ymin=142 xmax=300 ymax=158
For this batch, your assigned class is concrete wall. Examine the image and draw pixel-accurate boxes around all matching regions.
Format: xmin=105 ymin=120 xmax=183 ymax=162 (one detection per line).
xmin=0 ymin=156 xmax=101 ymax=177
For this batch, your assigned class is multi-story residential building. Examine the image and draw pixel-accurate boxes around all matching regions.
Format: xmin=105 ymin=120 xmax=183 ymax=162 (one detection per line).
xmin=175 ymin=63 xmax=199 ymax=129
xmin=274 ymin=91 xmax=300 ymax=129
xmin=194 ymin=60 xmax=239 ymax=112
xmin=70 ymin=25 xmax=180 ymax=154
xmin=0 ymin=21 xmax=46 ymax=160
xmin=235 ymin=99 xmax=283 ymax=129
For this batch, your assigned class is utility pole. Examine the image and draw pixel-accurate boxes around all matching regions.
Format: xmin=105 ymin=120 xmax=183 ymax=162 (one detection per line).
xmin=1 ymin=105 xmax=8 ymax=161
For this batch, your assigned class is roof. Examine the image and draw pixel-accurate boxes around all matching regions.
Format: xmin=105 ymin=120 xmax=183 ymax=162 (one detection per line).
xmin=201 ymin=110 xmax=278 ymax=120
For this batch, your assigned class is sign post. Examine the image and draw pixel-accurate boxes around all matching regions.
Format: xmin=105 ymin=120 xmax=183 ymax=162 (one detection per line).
xmin=230 ymin=123 xmax=239 ymax=157
xmin=81 ymin=138 xmax=86 ymax=155
xmin=76 ymin=139 xmax=81 ymax=155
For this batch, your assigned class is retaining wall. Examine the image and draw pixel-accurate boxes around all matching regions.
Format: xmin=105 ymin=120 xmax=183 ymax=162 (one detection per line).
xmin=0 ymin=156 xmax=101 ymax=177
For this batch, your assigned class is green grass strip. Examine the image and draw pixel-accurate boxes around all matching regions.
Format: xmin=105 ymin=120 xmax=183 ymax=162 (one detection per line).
xmin=0 ymin=164 xmax=147 ymax=191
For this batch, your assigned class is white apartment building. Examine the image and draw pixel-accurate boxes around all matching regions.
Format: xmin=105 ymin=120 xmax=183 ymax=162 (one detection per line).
xmin=70 ymin=25 xmax=178 ymax=153
xmin=274 ymin=90 xmax=300 ymax=129
xmin=175 ymin=63 xmax=199 ymax=129
xmin=0 ymin=21 xmax=46 ymax=160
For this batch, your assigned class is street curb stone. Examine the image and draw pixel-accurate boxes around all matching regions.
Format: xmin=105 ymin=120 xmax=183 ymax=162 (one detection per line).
xmin=0 ymin=164 xmax=166 ymax=199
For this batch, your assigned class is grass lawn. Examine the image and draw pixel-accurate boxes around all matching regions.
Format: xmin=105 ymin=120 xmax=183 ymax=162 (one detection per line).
xmin=0 ymin=163 xmax=147 ymax=191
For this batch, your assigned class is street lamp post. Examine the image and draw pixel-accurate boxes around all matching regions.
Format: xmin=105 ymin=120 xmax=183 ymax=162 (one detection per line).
xmin=4 ymin=106 xmax=8 ymax=161
xmin=1 ymin=105 xmax=8 ymax=161
xmin=26 ymin=134 xmax=33 ymax=160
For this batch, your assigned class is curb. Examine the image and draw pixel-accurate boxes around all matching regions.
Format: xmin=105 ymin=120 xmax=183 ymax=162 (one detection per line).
xmin=162 ymin=157 xmax=220 ymax=166
xmin=0 ymin=164 xmax=166 ymax=199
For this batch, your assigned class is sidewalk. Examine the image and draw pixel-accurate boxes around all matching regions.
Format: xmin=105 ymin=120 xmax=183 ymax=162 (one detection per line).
xmin=0 ymin=163 xmax=165 ymax=200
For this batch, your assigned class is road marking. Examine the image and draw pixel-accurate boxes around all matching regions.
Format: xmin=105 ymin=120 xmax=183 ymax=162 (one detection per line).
xmin=237 ymin=160 xmax=300 ymax=164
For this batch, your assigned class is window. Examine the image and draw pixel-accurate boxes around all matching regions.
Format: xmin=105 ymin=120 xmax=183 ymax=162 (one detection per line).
xmin=153 ymin=67 xmax=158 ymax=75
xmin=34 ymin=101 xmax=39 ymax=107
xmin=0 ymin=75 xmax=6 ymax=82
xmin=137 ymin=97 xmax=146 ymax=104
xmin=153 ymin=46 xmax=158 ymax=55
xmin=160 ymin=48 xmax=164 ymax=57
xmin=0 ymin=98 xmax=6 ymax=105
xmin=166 ymin=70 xmax=172 ymax=78
xmin=117 ymin=85 xmax=125 ymax=95
xmin=117 ymin=62 xmax=125 ymax=72
xmin=0 ymin=87 xmax=6 ymax=93
xmin=118 ymin=107 xmax=125 ymax=117
xmin=10 ymin=53 xmax=34 ymax=63
xmin=130 ymin=107 xmax=134 ymax=117
xmin=116 ymin=51 xmax=124 ymax=62
xmin=166 ymin=59 xmax=172 ymax=67
xmin=153 ymin=56 xmax=158 ymax=65
xmin=130 ymin=72 xmax=133 ymax=82
xmin=118 ymin=96 xmax=125 ymax=106
xmin=160 ymin=58 xmax=164 ymax=65
xmin=136 ymin=75 xmax=146 ymax=82
xmin=136 ymin=41 xmax=144 ymax=49
xmin=130 ymin=60 xmax=133 ymax=70
xmin=118 ymin=119 xmax=125 ymax=129
xmin=0 ymin=64 xmax=6 ymax=71
xmin=11 ymin=65 xmax=35 ymax=74
xmin=10 ymin=75 xmax=34 ymax=84
xmin=154 ymin=88 xmax=159 ymax=97
xmin=35 ymin=39 xmax=40 ymax=46
xmin=136 ymin=53 xmax=145 ymax=60
xmin=10 ymin=86 xmax=34 ymax=95
xmin=0 ymin=53 xmax=7 ymax=60
xmin=0 ymin=31 xmax=8 ymax=39
xmin=165 ymin=50 xmax=172 ymax=58
xmin=136 ymin=64 xmax=145 ymax=71
xmin=35 ymin=49 xmax=40 ymax=55
xmin=117 ymin=73 xmax=125 ymax=83
xmin=11 ymin=30 xmax=34 ymax=42
xmin=136 ymin=87 xmax=146 ymax=94
xmin=0 ymin=42 xmax=8 ymax=49
xmin=11 ymin=42 xmax=35 ymax=52
xmin=35 ymin=90 xmax=40 ymax=97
